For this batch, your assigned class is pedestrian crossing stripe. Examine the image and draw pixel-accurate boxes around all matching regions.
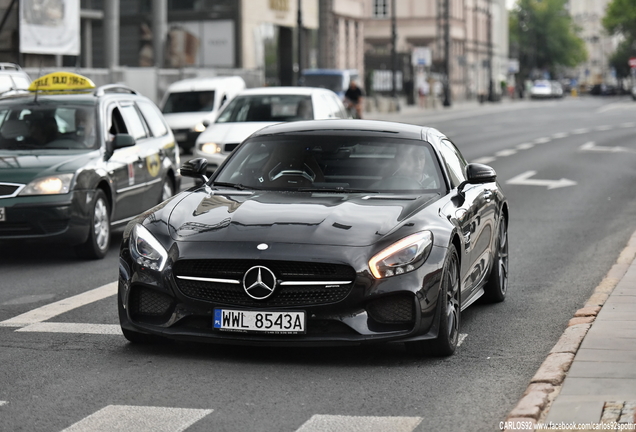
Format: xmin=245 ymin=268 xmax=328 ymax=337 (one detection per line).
xmin=61 ymin=405 xmax=213 ymax=432
xmin=16 ymin=322 xmax=121 ymax=335
xmin=296 ymin=415 xmax=423 ymax=432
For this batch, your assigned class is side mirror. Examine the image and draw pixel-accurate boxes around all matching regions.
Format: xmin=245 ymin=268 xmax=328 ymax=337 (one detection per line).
xmin=458 ymin=163 xmax=496 ymax=195
xmin=202 ymin=119 xmax=210 ymax=127
xmin=112 ymin=133 xmax=136 ymax=149
xmin=180 ymin=158 xmax=209 ymax=182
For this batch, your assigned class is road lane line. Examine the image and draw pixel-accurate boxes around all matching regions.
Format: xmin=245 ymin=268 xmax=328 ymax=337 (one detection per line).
xmin=0 ymin=401 xmax=6 ymax=407
xmin=552 ymin=132 xmax=568 ymax=139
xmin=296 ymin=415 xmax=423 ymax=432
xmin=0 ymin=282 xmax=117 ymax=328
xmin=61 ymin=405 xmax=213 ymax=432
xmin=572 ymin=128 xmax=589 ymax=134
xmin=620 ymin=122 xmax=635 ymax=128
xmin=471 ymin=157 xmax=496 ymax=164
xmin=595 ymin=125 xmax=612 ymax=131
xmin=534 ymin=137 xmax=551 ymax=144
xmin=495 ymin=149 xmax=517 ymax=157
xmin=458 ymin=333 xmax=468 ymax=347
xmin=516 ymin=143 xmax=534 ymax=150
xmin=16 ymin=322 xmax=122 ymax=335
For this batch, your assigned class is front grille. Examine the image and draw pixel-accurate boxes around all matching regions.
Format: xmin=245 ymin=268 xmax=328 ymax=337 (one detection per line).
xmin=129 ymin=286 xmax=174 ymax=317
xmin=173 ymin=259 xmax=356 ymax=307
xmin=223 ymin=143 xmax=239 ymax=153
xmin=0 ymin=183 xmax=21 ymax=198
xmin=366 ymin=294 xmax=415 ymax=324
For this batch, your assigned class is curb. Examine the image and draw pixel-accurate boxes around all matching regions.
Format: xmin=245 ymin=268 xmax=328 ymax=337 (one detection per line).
xmin=502 ymin=230 xmax=636 ymax=431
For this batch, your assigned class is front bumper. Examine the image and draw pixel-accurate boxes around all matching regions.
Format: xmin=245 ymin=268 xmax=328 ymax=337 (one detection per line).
xmin=118 ymin=240 xmax=448 ymax=346
xmin=0 ymin=190 xmax=92 ymax=245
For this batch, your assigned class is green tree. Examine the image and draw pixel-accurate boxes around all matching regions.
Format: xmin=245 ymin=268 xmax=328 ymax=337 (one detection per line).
xmin=603 ymin=0 xmax=636 ymax=78
xmin=509 ymin=0 xmax=587 ymax=80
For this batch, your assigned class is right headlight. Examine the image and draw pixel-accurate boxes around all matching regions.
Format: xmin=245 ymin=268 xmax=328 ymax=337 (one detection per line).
xmin=369 ymin=231 xmax=433 ymax=279
xmin=200 ymin=142 xmax=221 ymax=154
xmin=130 ymin=224 xmax=168 ymax=271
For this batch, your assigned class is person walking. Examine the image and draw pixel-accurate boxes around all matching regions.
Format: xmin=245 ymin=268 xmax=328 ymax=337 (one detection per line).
xmin=418 ymin=79 xmax=430 ymax=108
xmin=344 ymin=80 xmax=364 ymax=119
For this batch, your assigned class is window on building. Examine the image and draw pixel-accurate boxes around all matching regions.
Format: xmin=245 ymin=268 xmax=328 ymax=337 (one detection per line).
xmin=373 ymin=0 xmax=389 ymax=18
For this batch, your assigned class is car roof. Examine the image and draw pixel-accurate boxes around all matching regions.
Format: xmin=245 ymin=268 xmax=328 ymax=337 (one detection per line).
xmin=166 ymin=76 xmax=246 ymax=92
xmin=249 ymin=119 xmax=437 ymax=141
xmin=236 ymin=87 xmax=335 ymax=97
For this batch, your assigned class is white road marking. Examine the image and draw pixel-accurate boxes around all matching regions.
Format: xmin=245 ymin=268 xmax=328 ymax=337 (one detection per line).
xmin=0 ymin=401 xmax=6 ymax=407
xmin=471 ymin=156 xmax=496 ymax=164
xmin=534 ymin=137 xmax=551 ymax=144
xmin=457 ymin=333 xmax=468 ymax=347
xmin=551 ymin=132 xmax=568 ymax=139
xmin=595 ymin=125 xmax=612 ymax=131
xmin=506 ymin=171 xmax=577 ymax=189
xmin=580 ymin=141 xmax=636 ymax=154
xmin=516 ymin=143 xmax=534 ymax=150
xmin=0 ymin=282 xmax=117 ymax=328
xmin=296 ymin=415 xmax=422 ymax=432
xmin=16 ymin=323 xmax=122 ymax=335
xmin=61 ymin=405 xmax=213 ymax=432
xmin=572 ymin=128 xmax=589 ymax=134
xmin=495 ymin=149 xmax=517 ymax=157
xmin=620 ymin=122 xmax=635 ymax=128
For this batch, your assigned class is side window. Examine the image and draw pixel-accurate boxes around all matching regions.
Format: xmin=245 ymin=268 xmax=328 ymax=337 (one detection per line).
xmin=331 ymin=94 xmax=347 ymax=118
xmin=137 ymin=100 xmax=168 ymax=137
xmin=438 ymin=139 xmax=467 ymax=188
xmin=321 ymin=94 xmax=340 ymax=119
xmin=119 ymin=103 xmax=148 ymax=141
xmin=107 ymin=105 xmax=127 ymax=138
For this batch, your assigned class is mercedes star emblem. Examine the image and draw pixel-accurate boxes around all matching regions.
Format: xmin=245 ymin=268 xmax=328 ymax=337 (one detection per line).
xmin=243 ymin=266 xmax=277 ymax=300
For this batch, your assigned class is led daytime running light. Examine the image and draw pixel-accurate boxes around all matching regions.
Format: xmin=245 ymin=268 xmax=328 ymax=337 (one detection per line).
xmin=131 ymin=224 xmax=168 ymax=271
xmin=369 ymin=231 xmax=433 ymax=279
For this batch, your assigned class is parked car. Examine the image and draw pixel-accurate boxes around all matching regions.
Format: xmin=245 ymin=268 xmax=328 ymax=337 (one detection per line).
xmin=550 ymin=81 xmax=564 ymax=98
xmin=0 ymin=71 xmax=180 ymax=259
xmin=117 ymin=119 xmax=509 ymax=357
xmin=300 ymin=69 xmax=360 ymax=100
xmin=159 ymin=76 xmax=246 ymax=153
xmin=0 ymin=63 xmax=31 ymax=96
xmin=192 ymin=86 xmax=348 ymax=173
xmin=530 ymin=80 xmax=553 ymax=99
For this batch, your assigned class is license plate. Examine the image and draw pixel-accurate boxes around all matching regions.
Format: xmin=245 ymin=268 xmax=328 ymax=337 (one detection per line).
xmin=174 ymin=133 xmax=187 ymax=142
xmin=213 ymin=309 xmax=306 ymax=334
xmin=0 ymin=207 xmax=4 ymax=221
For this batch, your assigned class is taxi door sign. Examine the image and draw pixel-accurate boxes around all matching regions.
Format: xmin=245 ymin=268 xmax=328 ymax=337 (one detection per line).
xmin=146 ymin=154 xmax=161 ymax=177
xmin=28 ymin=72 xmax=96 ymax=92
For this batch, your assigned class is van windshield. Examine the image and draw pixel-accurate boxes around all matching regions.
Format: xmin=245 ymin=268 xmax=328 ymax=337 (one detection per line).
xmin=162 ymin=91 xmax=215 ymax=114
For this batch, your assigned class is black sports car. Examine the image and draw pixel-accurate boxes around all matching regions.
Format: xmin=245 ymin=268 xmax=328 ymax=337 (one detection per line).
xmin=118 ymin=120 xmax=509 ymax=356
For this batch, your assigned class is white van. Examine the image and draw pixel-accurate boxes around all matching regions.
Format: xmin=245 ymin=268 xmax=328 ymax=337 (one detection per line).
xmin=300 ymin=69 xmax=360 ymax=100
xmin=159 ymin=76 xmax=245 ymax=153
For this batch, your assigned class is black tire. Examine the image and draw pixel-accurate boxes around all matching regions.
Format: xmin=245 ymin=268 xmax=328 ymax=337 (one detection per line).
xmin=75 ymin=189 xmax=110 ymax=260
xmin=159 ymin=176 xmax=174 ymax=204
xmin=406 ymin=245 xmax=461 ymax=357
xmin=483 ymin=213 xmax=509 ymax=303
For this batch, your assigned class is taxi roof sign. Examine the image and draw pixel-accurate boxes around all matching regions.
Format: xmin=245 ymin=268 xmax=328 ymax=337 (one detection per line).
xmin=28 ymin=72 xmax=96 ymax=93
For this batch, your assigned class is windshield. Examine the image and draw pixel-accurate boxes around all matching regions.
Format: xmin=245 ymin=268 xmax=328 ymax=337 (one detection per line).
xmin=214 ymin=135 xmax=444 ymax=193
xmin=301 ymin=75 xmax=344 ymax=93
xmin=161 ymin=90 xmax=215 ymax=114
xmin=0 ymin=102 xmax=99 ymax=150
xmin=215 ymin=95 xmax=314 ymax=123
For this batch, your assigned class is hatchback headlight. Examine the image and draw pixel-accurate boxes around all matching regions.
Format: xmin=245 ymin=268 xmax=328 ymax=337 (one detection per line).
xmin=200 ymin=142 xmax=221 ymax=154
xmin=19 ymin=174 xmax=74 ymax=195
xmin=369 ymin=231 xmax=433 ymax=279
xmin=130 ymin=224 xmax=168 ymax=271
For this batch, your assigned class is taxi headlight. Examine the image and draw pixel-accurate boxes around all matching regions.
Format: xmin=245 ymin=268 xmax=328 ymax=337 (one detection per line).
xmin=130 ymin=224 xmax=168 ymax=271
xmin=200 ymin=142 xmax=221 ymax=154
xmin=193 ymin=122 xmax=207 ymax=133
xmin=369 ymin=231 xmax=433 ymax=279
xmin=19 ymin=174 xmax=74 ymax=195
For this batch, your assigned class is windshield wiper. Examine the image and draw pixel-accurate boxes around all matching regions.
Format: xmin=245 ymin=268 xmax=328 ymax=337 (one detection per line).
xmin=212 ymin=182 xmax=260 ymax=191
xmin=298 ymin=187 xmax=378 ymax=193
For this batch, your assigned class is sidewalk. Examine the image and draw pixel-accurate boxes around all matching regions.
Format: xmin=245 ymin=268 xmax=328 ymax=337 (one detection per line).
xmin=504 ymin=231 xmax=636 ymax=431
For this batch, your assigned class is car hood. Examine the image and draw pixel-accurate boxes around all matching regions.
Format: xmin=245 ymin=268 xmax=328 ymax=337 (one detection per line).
xmin=0 ymin=150 xmax=99 ymax=185
xmin=167 ymin=189 xmax=439 ymax=247
xmin=196 ymin=122 xmax=279 ymax=145
xmin=163 ymin=112 xmax=214 ymax=130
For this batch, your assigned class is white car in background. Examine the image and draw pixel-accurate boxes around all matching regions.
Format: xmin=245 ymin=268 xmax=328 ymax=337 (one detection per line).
xmin=530 ymin=80 xmax=553 ymax=99
xmin=192 ymin=86 xmax=348 ymax=173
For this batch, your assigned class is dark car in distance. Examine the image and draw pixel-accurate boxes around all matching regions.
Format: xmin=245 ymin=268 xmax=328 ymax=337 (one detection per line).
xmin=118 ymin=120 xmax=509 ymax=356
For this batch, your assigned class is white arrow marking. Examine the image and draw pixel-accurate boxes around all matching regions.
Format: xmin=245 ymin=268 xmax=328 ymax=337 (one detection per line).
xmin=580 ymin=141 xmax=636 ymax=154
xmin=506 ymin=171 xmax=577 ymax=189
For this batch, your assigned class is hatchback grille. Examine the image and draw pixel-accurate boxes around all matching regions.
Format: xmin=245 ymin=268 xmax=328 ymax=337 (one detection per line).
xmin=173 ymin=259 xmax=356 ymax=307
xmin=0 ymin=183 xmax=21 ymax=198
xmin=366 ymin=294 xmax=415 ymax=324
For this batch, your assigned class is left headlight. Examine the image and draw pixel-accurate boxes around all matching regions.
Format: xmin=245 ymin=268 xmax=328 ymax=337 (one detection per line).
xmin=200 ymin=142 xmax=221 ymax=154
xmin=369 ymin=231 xmax=433 ymax=279
xmin=130 ymin=224 xmax=168 ymax=271
xmin=19 ymin=174 xmax=74 ymax=195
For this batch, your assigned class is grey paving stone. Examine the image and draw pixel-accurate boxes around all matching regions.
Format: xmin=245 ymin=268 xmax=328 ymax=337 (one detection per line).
xmin=579 ymin=334 xmax=636 ymax=350
xmin=567 ymin=361 xmax=636 ymax=379
xmin=576 ymin=349 xmax=636 ymax=362
xmin=596 ymin=304 xmax=636 ymax=321
xmin=605 ymin=295 xmax=636 ymax=305
xmin=545 ymin=397 xmax=604 ymax=424
xmin=585 ymin=320 xmax=636 ymax=338
xmin=558 ymin=377 xmax=636 ymax=398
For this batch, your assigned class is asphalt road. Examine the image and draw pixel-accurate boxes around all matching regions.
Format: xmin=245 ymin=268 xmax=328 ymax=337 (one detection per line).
xmin=1 ymin=95 xmax=636 ymax=432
